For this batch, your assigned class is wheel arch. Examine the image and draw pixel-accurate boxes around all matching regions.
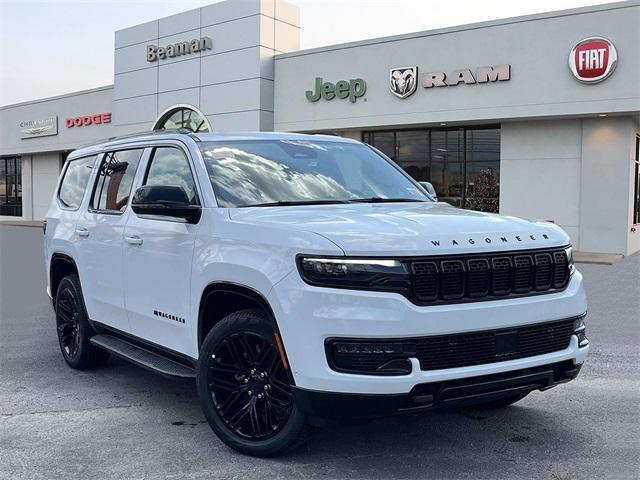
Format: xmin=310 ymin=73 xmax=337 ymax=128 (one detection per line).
xmin=197 ymin=282 xmax=280 ymax=349
xmin=50 ymin=253 xmax=79 ymax=306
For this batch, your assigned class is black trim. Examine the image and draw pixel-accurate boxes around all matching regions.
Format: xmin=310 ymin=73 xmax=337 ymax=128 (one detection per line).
xmin=293 ymin=360 xmax=582 ymax=420
xmin=92 ymin=321 xmax=196 ymax=368
xmin=324 ymin=314 xmax=584 ymax=374
xmin=297 ymin=246 xmax=573 ymax=306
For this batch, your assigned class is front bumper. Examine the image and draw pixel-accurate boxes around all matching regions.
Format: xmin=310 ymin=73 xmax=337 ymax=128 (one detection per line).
xmin=268 ymin=269 xmax=589 ymax=395
xmin=293 ymin=360 xmax=582 ymax=420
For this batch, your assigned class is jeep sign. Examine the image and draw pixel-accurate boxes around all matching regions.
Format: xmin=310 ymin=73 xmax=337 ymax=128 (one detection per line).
xmin=306 ymin=77 xmax=367 ymax=103
xmin=569 ymin=36 xmax=617 ymax=83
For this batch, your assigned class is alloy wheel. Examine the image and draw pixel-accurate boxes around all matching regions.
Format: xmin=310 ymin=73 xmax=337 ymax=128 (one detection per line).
xmin=206 ymin=331 xmax=293 ymax=441
xmin=56 ymin=287 xmax=80 ymax=359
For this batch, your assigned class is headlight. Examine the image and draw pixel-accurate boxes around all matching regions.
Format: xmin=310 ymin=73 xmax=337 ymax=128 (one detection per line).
xmin=297 ymin=256 xmax=411 ymax=293
xmin=565 ymin=245 xmax=576 ymax=276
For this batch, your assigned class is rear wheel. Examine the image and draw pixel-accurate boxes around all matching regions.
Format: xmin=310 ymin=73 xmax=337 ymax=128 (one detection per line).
xmin=197 ymin=309 xmax=309 ymax=457
xmin=55 ymin=274 xmax=110 ymax=369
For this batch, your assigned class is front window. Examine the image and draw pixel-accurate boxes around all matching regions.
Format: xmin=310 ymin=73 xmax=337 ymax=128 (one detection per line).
xmin=199 ymin=140 xmax=430 ymax=208
xmin=90 ymin=149 xmax=143 ymax=213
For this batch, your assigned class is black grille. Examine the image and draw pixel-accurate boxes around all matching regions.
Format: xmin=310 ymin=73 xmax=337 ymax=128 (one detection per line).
xmin=411 ymin=248 xmax=570 ymax=304
xmin=415 ymin=318 xmax=575 ymax=371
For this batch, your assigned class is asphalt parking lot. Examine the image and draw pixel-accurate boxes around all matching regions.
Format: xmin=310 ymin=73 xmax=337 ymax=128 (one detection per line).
xmin=1 ymin=224 xmax=638 ymax=480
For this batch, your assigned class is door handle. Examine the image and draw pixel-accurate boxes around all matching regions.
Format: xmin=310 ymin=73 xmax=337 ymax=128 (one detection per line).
xmin=76 ymin=227 xmax=90 ymax=237
xmin=125 ymin=235 xmax=143 ymax=246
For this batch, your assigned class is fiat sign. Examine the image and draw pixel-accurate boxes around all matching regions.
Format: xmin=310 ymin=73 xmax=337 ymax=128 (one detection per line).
xmin=569 ymin=36 xmax=617 ymax=83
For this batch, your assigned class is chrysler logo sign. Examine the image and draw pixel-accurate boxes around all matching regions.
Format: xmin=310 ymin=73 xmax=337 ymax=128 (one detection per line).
xmin=20 ymin=116 xmax=58 ymax=139
xmin=569 ymin=37 xmax=617 ymax=83
xmin=390 ymin=66 xmax=418 ymax=99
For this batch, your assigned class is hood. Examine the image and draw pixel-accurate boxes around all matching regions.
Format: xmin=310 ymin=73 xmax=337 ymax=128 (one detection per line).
xmin=229 ymin=202 xmax=570 ymax=256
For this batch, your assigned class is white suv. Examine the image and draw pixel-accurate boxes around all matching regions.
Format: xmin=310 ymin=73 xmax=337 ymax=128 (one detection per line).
xmin=44 ymin=130 xmax=589 ymax=456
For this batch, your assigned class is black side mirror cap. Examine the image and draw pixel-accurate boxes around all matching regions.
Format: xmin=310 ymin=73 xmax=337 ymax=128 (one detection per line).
xmin=131 ymin=185 xmax=201 ymax=223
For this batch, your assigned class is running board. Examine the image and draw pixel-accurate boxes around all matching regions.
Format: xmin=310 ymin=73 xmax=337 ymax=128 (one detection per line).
xmin=90 ymin=334 xmax=195 ymax=379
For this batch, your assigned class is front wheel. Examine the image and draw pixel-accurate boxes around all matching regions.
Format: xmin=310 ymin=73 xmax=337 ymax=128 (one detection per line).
xmin=196 ymin=309 xmax=310 ymax=457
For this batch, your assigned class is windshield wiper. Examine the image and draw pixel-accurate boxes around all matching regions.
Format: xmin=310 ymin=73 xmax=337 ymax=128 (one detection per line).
xmin=241 ymin=199 xmax=352 ymax=207
xmin=348 ymin=197 xmax=427 ymax=203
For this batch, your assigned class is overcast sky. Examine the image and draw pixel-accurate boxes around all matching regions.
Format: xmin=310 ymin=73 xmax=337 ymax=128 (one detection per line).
xmin=0 ymin=0 xmax=614 ymax=106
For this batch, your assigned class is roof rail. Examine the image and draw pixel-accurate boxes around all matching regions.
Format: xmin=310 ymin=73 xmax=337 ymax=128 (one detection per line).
xmin=75 ymin=128 xmax=200 ymax=151
xmin=106 ymin=127 xmax=198 ymax=142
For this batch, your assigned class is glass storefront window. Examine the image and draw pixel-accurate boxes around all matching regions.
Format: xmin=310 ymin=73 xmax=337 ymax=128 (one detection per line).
xmin=363 ymin=127 xmax=500 ymax=213
xmin=0 ymin=157 xmax=22 ymax=217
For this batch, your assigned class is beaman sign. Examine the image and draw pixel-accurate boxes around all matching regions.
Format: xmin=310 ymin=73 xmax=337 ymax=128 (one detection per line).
xmin=569 ymin=36 xmax=617 ymax=83
xmin=147 ymin=36 xmax=212 ymax=62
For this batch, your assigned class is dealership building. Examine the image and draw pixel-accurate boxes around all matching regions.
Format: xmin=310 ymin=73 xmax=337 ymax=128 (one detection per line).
xmin=0 ymin=0 xmax=638 ymax=255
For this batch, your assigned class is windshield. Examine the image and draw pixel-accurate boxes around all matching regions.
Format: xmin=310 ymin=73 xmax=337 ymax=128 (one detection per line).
xmin=199 ymin=139 xmax=431 ymax=207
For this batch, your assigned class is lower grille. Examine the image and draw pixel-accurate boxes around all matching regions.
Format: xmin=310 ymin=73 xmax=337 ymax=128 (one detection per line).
xmin=326 ymin=317 xmax=578 ymax=375
xmin=415 ymin=318 xmax=575 ymax=371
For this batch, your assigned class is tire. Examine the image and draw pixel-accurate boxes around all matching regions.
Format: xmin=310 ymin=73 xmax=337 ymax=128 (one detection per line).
xmin=55 ymin=274 xmax=110 ymax=369
xmin=196 ymin=309 xmax=310 ymax=457
xmin=468 ymin=391 xmax=530 ymax=409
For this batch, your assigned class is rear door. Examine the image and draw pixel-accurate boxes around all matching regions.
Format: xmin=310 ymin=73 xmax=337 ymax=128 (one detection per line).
xmin=122 ymin=144 xmax=201 ymax=355
xmin=75 ymin=148 xmax=144 ymax=332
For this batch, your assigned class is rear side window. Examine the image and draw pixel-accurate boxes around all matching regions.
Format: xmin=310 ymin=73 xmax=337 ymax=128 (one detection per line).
xmin=58 ymin=155 xmax=96 ymax=210
xmin=144 ymin=147 xmax=199 ymax=205
xmin=91 ymin=149 xmax=143 ymax=212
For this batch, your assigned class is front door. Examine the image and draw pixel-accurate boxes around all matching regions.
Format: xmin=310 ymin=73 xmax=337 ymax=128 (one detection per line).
xmin=122 ymin=145 xmax=201 ymax=356
xmin=75 ymin=148 xmax=144 ymax=332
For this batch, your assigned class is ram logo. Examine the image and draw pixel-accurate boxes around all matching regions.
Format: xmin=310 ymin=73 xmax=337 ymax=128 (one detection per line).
xmin=390 ymin=66 xmax=418 ymax=99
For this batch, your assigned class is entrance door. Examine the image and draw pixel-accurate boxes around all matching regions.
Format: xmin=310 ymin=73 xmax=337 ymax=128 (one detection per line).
xmin=75 ymin=149 xmax=143 ymax=332
xmin=122 ymin=145 xmax=201 ymax=356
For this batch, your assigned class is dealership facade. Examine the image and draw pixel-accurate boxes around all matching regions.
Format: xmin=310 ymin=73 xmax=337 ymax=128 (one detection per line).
xmin=0 ymin=0 xmax=638 ymax=255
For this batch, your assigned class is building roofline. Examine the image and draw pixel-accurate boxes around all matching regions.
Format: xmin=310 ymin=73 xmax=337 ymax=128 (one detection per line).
xmin=0 ymin=85 xmax=114 ymax=111
xmin=275 ymin=0 xmax=638 ymax=60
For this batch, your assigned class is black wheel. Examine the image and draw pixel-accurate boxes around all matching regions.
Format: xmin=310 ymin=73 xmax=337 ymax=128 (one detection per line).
xmin=197 ymin=309 xmax=310 ymax=457
xmin=468 ymin=391 xmax=530 ymax=409
xmin=55 ymin=274 xmax=109 ymax=369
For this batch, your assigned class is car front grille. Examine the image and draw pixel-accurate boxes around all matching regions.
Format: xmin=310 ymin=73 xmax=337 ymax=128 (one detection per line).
xmin=415 ymin=318 xmax=575 ymax=371
xmin=410 ymin=247 xmax=570 ymax=304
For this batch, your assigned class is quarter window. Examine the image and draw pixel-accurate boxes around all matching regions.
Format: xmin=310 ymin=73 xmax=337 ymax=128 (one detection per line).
xmin=144 ymin=147 xmax=198 ymax=205
xmin=58 ymin=155 xmax=96 ymax=210
xmin=91 ymin=149 xmax=143 ymax=212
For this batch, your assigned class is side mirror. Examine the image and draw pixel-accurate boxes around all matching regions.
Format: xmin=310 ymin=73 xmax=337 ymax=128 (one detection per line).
xmin=419 ymin=181 xmax=438 ymax=201
xmin=131 ymin=185 xmax=201 ymax=223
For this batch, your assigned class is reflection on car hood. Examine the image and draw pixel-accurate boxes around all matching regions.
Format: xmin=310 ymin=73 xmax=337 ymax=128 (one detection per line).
xmin=228 ymin=202 xmax=570 ymax=256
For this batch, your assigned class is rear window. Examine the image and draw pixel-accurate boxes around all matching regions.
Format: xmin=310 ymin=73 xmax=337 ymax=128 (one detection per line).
xmin=58 ymin=155 xmax=97 ymax=210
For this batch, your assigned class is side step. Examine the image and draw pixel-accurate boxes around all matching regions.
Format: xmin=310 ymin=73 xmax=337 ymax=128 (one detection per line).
xmin=90 ymin=334 xmax=196 ymax=379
